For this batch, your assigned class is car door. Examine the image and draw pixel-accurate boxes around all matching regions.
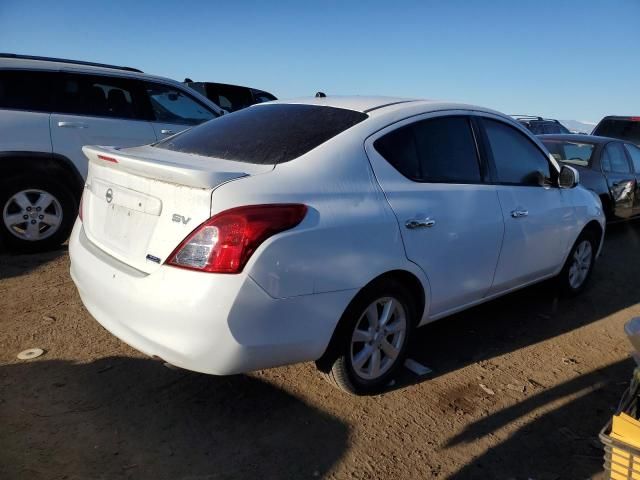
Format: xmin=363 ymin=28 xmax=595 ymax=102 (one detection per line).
xmin=144 ymin=82 xmax=218 ymax=140
xmin=50 ymin=72 xmax=156 ymax=179
xmin=478 ymin=117 xmax=576 ymax=294
xmin=365 ymin=113 xmax=504 ymax=317
xmin=599 ymin=141 xmax=636 ymax=219
xmin=0 ymin=69 xmax=54 ymax=155
xmin=624 ymin=143 xmax=640 ymax=216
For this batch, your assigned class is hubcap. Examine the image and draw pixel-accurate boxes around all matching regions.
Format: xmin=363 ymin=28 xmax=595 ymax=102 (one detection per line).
xmin=2 ymin=189 xmax=63 ymax=241
xmin=350 ymin=297 xmax=407 ymax=381
xmin=568 ymin=240 xmax=593 ymax=289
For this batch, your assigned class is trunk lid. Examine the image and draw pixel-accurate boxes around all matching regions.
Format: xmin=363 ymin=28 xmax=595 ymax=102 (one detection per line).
xmin=81 ymin=145 xmax=273 ymax=273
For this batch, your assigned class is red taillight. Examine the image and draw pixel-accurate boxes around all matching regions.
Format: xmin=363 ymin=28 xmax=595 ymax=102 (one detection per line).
xmin=98 ymin=154 xmax=118 ymax=163
xmin=166 ymin=204 xmax=307 ymax=274
xmin=632 ymin=117 xmax=640 ymax=122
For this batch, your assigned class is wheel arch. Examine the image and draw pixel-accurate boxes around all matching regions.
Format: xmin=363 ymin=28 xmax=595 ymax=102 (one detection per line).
xmin=582 ymin=219 xmax=604 ymax=252
xmin=0 ymin=152 xmax=84 ymax=200
xmin=315 ymin=269 xmax=427 ymax=372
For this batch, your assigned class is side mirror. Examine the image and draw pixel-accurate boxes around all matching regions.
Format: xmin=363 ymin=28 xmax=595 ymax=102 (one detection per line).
xmin=558 ymin=165 xmax=579 ymax=189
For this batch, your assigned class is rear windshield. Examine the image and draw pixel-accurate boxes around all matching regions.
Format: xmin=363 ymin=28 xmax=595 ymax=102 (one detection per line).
xmin=593 ymin=118 xmax=640 ymax=145
xmin=541 ymin=139 xmax=596 ymax=167
xmin=155 ymin=104 xmax=368 ymax=164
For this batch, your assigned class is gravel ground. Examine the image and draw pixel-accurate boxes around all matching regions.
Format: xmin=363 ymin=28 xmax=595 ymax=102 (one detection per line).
xmin=1 ymin=222 xmax=640 ymax=479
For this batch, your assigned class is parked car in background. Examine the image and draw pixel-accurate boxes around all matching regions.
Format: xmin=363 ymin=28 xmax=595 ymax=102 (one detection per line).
xmin=70 ymin=96 xmax=605 ymax=395
xmin=0 ymin=53 xmax=224 ymax=251
xmin=592 ymin=116 xmax=640 ymax=146
xmin=540 ymin=134 xmax=640 ymax=221
xmin=512 ymin=115 xmax=571 ymax=135
xmin=185 ymin=80 xmax=277 ymax=112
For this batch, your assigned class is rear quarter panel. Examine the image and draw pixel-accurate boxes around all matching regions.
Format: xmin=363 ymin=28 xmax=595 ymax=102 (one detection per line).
xmin=209 ymin=133 xmax=432 ymax=320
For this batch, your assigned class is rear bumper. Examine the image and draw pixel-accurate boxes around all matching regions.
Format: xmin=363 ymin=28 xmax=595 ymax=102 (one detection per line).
xmin=69 ymin=220 xmax=355 ymax=375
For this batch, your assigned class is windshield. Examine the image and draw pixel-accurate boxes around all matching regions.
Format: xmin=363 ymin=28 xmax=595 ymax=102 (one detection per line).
xmin=541 ymin=139 xmax=596 ymax=166
xmin=155 ymin=104 xmax=368 ymax=164
xmin=593 ymin=118 xmax=640 ymax=145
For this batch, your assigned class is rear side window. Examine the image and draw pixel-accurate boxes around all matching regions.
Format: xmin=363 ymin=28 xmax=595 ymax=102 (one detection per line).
xmin=155 ymin=104 xmax=368 ymax=164
xmin=374 ymin=116 xmax=481 ymax=183
xmin=146 ymin=82 xmax=217 ymax=125
xmin=483 ymin=118 xmax=552 ymax=185
xmin=55 ymin=73 xmax=148 ymax=120
xmin=625 ymin=144 xmax=640 ymax=173
xmin=594 ymin=119 xmax=640 ymax=145
xmin=601 ymin=142 xmax=631 ymax=173
xmin=0 ymin=70 xmax=54 ymax=112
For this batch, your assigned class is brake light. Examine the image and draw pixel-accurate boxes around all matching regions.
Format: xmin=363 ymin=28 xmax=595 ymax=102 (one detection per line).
xmin=98 ymin=154 xmax=118 ymax=163
xmin=632 ymin=117 xmax=640 ymax=122
xmin=166 ymin=204 xmax=307 ymax=273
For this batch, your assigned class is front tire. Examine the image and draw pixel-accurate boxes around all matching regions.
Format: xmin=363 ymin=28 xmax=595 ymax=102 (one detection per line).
xmin=0 ymin=175 xmax=77 ymax=252
xmin=558 ymin=231 xmax=597 ymax=295
xmin=319 ymin=279 xmax=416 ymax=395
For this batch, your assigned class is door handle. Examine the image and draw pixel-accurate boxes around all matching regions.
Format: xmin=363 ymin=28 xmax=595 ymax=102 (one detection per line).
xmin=511 ymin=209 xmax=529 ymax=218
xmin=405 ymin=218 xmax=436 ymax=229
xmin=160 ymin=129 xmax=175 ymax=135
xmin=58 ymin=121 xmax=88 ymax=129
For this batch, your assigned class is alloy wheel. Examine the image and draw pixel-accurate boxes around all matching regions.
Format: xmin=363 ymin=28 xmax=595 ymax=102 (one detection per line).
xmin=568 ymin=240 xmax=592 ymax=289
xmin=2 ymin=189 xmax=64 ymax=241
xmin=350 ymin=296 xmax=407 ymax=381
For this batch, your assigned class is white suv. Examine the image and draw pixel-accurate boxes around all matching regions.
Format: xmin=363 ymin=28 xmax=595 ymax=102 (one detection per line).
xmin=69 ymin=96 xmax=605 ymax=394
xmin=0 ymin=54 xmax=224 ymax=251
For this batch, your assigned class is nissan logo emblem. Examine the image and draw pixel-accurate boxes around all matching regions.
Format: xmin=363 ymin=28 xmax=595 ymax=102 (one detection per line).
xmin=105 ymin=188 xmax=113 ymax=204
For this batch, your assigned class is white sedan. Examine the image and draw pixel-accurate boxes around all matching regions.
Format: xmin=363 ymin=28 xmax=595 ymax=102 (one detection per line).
xmin=69 ymin=96 xmax=605 ymax=394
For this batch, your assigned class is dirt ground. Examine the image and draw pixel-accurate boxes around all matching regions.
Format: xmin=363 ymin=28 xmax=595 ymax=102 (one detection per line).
xmin=1 ymin=222 xmax=640 ymax=480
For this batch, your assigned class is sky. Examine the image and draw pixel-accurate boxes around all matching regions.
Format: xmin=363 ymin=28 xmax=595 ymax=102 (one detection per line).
xmin=1 ymin=0 xmax=638 ymax=122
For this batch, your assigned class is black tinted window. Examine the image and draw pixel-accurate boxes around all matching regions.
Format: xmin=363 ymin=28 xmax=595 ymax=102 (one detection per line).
xmin=375 ymin=116 xmax=481 ymax=183
xmin=602 ymin=142 xmax=631 ymax=173
xmin=204 ymin=84 xmax=254 ymax=112
xmin=55 ymin=74 xmax=147 ymax=119
xmin=374 ymin=126 xmax=420 ymax=179
xmin=155 ymin=104 xmax=368 ymax=164
xmin=0 ymin=70 xmax=54 ymax=112
xmin=484 ymin=119 xmax=552 ymax=185
xmin=594 ymin=119 xmax=640 ymax=145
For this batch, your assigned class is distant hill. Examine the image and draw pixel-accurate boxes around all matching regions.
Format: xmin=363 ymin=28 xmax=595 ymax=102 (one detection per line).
xmin=559 ymin=120 xmax=596 ymax=134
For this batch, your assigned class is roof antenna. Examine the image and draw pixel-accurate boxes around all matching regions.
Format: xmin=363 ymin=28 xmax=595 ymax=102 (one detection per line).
xmin=315 ymin=91 xmax=326 ymax=98
xmin=184 ymin=78 xmax=194 ymax=83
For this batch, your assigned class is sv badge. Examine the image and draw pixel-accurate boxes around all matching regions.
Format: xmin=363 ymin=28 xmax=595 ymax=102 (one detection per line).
xmin=172 ymin=214 xmax=191 ymax=225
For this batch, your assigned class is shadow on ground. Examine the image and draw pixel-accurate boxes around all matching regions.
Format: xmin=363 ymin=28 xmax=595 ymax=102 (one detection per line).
xmin=446 ymin=358 xmax=634 ymax=479
xmin=0 ymin=243 xmax=68 ymax=280
xmin=0 ymin=357 xmax=349 ymax=480
xmin=393 ymin=221 xmax=640 ymax=389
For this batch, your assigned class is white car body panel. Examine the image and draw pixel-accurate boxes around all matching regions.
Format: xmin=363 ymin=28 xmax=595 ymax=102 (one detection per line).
xmin=69 ymin=96 xmax=606 ymax=375
xmin=0 ymin=109 xmax=52 ymax=152
xmin=489 ymin=185 xmax=575 ymax=293
xmin=51 ymin=114 xmax=157 ymax=178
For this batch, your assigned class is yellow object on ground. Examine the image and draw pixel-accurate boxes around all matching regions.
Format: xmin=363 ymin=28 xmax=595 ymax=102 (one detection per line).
xmin=610 ymin=412 xmax=640 ymax=479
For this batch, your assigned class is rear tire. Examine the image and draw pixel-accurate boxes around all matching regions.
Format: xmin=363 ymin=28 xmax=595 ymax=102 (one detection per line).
xmin=318 ymin=278 xmax=416 ymax=395
xmin=557 ymin=230 xmax=597 ymax=296
xmin=0 ymin=175 xmax=77 ymax=252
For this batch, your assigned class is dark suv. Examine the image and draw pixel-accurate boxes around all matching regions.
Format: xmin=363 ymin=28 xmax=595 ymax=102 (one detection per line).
xmin=592 ymin=116 xmax=640 ymax=146
xmin=512 ymin=115 xmax=571 ymax=135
